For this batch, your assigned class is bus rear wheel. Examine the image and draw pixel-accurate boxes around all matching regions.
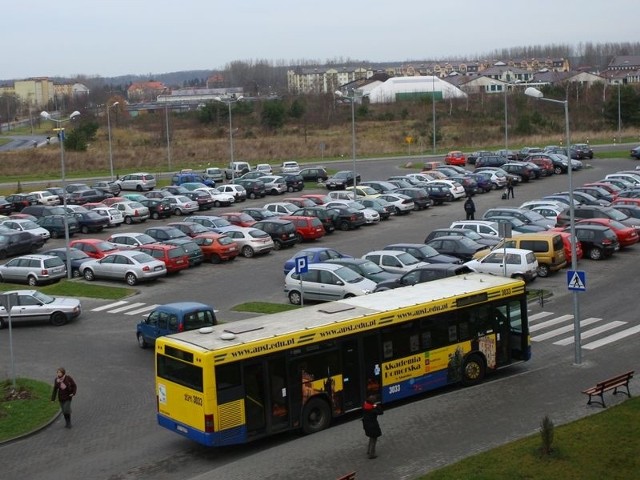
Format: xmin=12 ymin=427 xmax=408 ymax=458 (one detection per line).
xmin=462 ymin=354 xmax=485 ymax=386
xmin=301 ymin=397 xmax=331 ymax=434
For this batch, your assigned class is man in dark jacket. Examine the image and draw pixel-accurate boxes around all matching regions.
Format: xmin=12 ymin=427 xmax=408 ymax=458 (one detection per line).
xmin=51 ymin=367 xmax=77 ymax=428
xmin=362 ymin=395 xmax=383 ymax=459
xmin=464 ymin=196 xmax=476 ymax=220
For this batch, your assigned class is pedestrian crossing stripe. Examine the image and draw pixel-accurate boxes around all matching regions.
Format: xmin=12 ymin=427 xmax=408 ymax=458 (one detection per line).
xmin=91 ymin=301 xmax=158 ymax=316
xmin=567 ymin=270 xmax=586 ymax=291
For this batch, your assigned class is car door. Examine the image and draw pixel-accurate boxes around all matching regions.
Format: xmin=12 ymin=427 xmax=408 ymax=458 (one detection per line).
xmin=380 ymin=254 xmax=405 ymax=274
xmin=13 ymin=292 xmax=49 ymax=322
xmin=297 ymin=268 xmax=321 ymax=301
xmin=476 ymin=252 xmax=505 ymax=275
xmin=317 ymin=269 xmax=344 ymax=301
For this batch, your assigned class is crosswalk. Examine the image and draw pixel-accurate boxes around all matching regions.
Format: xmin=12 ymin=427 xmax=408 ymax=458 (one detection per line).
xmin=91 ymin=300 xmax=159 ymax=316
xmin=529 ymin=311 xmax=640 ymax=350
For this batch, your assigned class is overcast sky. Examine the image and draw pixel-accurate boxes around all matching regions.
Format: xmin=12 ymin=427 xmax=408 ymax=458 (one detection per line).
xmin=3 ymin=1 xmax=637 ymax=80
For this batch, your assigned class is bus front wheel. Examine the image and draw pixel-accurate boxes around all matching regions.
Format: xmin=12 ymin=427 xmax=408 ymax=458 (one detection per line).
xmin=301 ymin=397 xmax=331 ymax=434
xmin=462 ymin=354 xmax=485 ymax=387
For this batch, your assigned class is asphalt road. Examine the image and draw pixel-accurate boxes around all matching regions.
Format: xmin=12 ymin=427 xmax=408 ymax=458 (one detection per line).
xmin=1 ymin=155 xmax=640 ymax=480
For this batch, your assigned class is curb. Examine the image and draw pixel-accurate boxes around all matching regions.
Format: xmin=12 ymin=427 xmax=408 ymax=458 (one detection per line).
xmin=0 ymin=411 xmax=61 ymax=446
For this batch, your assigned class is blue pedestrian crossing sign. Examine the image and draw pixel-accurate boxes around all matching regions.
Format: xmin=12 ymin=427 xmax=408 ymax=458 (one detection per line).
xmin=295 ymin=256 xmax=309 ymax=274
xmin=567 ymin=270 xmax=586 ymax=291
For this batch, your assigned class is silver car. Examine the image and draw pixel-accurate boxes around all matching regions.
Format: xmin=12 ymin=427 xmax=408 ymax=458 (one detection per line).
xmin=0 ymin=290 xmax=81 ymax=328
xmin=215 ymin=225 xmax=274 ymax=257
xmin=80 ymin=250 xmax=167 ymax=285
xmin=164 ymin=195 xmax=199 ymax=216
xmin=110 ymin=201 xmax=150 ymax=224
xmin=114 ymin=172 xmax=157 ymax=191
xmin=0 ymin=254 xmax=66 ymax=286
xmin=284 ymin=263 xmax=376 ymax=305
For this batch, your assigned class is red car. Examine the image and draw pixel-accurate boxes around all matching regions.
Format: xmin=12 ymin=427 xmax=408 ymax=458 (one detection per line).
xmin=218 ymin=212 xmax=257 ymax=227
xmin=137 ymin=243 xmax=190 ymax=273
xmin=280 ymin=215 xmax=326 ymax=241
xmin=192 ymin=232 xmax=240 ymax=263
xmin=285 ymin=197 xmax=317 ymax=209
xmin=577 ymin=218 xmax=639 ymax=247
xmin=445 ymin=151 xmax=466 ymax=167
xmin=583 ymin=182 xmax=622 ymax=198
xmin=300 ymin=194 xmax=331 ymax=205
xmin=68 ymin=238 xmax=121 ymax=259
xmin=554 ymin=230 xmax=583 ymax=263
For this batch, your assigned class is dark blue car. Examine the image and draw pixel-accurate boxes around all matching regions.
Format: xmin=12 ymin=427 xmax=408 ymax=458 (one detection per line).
xmin=283 ymin=247 xmax=352 ymax=275
xmin=136 ymin=302 xmax=216 ymax=348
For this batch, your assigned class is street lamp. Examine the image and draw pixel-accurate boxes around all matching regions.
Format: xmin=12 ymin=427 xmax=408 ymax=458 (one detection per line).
xmin=524 ymin=87 xmax=582 ymax=365
xmin=432 ymin=76 xmax=437 ymax=154
xmin=334 ymin=90 xmax=357 ymax=199
xmin=107 ymin=101 xmax=119 ymax=181
xmin=215 ymin=96 xmax=244 ymax=183
xmin=503 ymin=82 xmax=509 ymax=152
xmin=40 ymin=110 xmax=81 ymax=280
xmin=165 ymin=102 xmax=172 ymax=172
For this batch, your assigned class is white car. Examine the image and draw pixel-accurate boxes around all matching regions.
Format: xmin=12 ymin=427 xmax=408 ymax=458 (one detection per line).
xmin=194 ymin=187 xmax=235 ymax=207
xmin=327 ymin=190 xmax=358 ymax=201
xmin=406 ymin=172 xmax=439 ymax=184
xmin=362 ymin=250 xmax=428 ymax=274
xmin=258 ymin=175 xmax=288 ymax=195
xmin=284 ymin=263 xmax=376 ymax=305
xmin=377 ymin=193 xmax=415 ymax=215
xmin=107 ymin=232 xmax=157 ymax=250
xmin=264 ymin=202 xmax=299 ymax=215
xmin=215 ymin=225 xmax=274 ymax=257
xmin=519 ymin=199 xmax=566 ymax=211
xmin=464 ymin=247 xmax=538 ymax=283
xmin=449 ymin=220 xmax=511 ymax=238
xmin=110 ymin=201 xmax=150 ymax=224
xmin=255 ymin=163 xmax=273 ymax=175
xmin=325 ymin=200 xmax=380 ymax=224
xmin=164 ymin=195 xmax=199 ymax=216
xmin=530 ymin=205 xmax=564 ymax=220
xmin=217 ymin=184 xmax=247 ymax=202
xmin=425 ymin=180 xmax=466 ymax=200
xmin=91 ymin=206 xmax=125 ymax=227
xmin=0 ymin=218 xmax=51 ymax=241
xmin=29 ymin=190 xmax=60 ymax=206
xmin=280 ymin=161 xmax=300 ymax=174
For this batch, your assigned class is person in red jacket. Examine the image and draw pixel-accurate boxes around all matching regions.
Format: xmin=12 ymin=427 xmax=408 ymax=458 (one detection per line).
xmin=362 ymin=395 xmax=383 ymax=459
xmin=51 ymin=367 xmax=77 ymax=428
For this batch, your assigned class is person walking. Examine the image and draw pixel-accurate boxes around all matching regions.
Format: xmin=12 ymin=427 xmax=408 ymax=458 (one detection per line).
xmin=51 ymin=367 xmax=77 ymax=428
xmin=464 ymin=196 xmax=476 ymax=220
xmin=362 ymin=395 xmax=383 ymax=459
xmin=507 ymin=177 xmax=515 ymax=199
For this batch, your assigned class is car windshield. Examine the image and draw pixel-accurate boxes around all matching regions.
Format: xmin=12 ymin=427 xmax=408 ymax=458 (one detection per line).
xmin=97 ymin=241 xmax=119 ymax=252
xmin=397 ymin=252 xmax=420 ymax=266
xmin=132 ymin=252 xmax=155 ymax=263
xmin=460 ymin=230 xmax=482 ymax=240
xmin=32 ymin=291 xmax=55 ymax=304
xmin=417 ymin=245 xmax=441 ymax=258
xmin=249 ymin=229 xmax=269 ymax=239
xmin=69 ymin=249 xmax=90 ymax=259
xmin=359 ymin=261 xmax=385 ymax=275
xmin=21 ymin=220 xmax=39 ymax=229
xmin=606 ymin=209 xmax=628 ymax=221
xmin=347 ymin=202 xmax=365 ymax=211
xmin=359 ymin=186 xmax=378 ymax=196
xmin=335 ymin=266 xmax=365 ymax=283
xmin=522 ymin=210 xmax=546 ymax=222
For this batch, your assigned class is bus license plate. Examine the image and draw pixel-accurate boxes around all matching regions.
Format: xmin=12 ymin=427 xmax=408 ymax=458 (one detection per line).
xmin=176 ymin=425 xmax=188 ymax=434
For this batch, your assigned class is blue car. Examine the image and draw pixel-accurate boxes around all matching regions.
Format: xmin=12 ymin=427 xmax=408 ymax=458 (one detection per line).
xmin=283 ymin=247 xmax=352 ymax=275
xmin=136 ymin=302 xmax=216 ymax=348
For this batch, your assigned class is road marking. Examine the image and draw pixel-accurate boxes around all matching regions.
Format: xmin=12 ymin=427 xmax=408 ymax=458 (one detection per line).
xmin=108 ymin=302 xmax=147 ymax=313
xmin=91 ymin=300 xmax=129 ymax=311
xmin=553 ymin=321 xmax=626 ymax=346
xmin=583 ymin=324 xmax=640 ymax=350
xmin=529 ymin=314 xmax=573 ymax=332
xmin=532 ymin=317 xmax=602 ymax=341
xmin=528 ymin=311 xmax=555 ymax=321
xmin=124 ymin=304 xmax=159 ymax=315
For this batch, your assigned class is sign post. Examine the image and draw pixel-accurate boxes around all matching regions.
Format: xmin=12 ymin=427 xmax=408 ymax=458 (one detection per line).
xmin=0 ymin=293 xmax=18 ymax=390
xmin=295 ymin=256 xmax=309 ymax=307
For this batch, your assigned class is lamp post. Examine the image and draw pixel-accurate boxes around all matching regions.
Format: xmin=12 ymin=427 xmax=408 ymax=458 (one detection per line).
xmin=525 ymin=87 xmax=581 ymax=365
xmin=432 ymin=76 xmax=437 ymax=154
xmin=617 ymin=83 xmax=622 ymax=143
xmin=334 ymin=90 xmax=358 ymax=199
xmin=40 ymin=110 xmax=81 ymax=280
xmin=107 ymin=101 xmax=119 ymax=180
xmin=214 ymin=96 xmax=244 ymax=184
xmin=503 ymin=82 xmax=509 ymax=152
xmin=164 ymin=102 xmax=172 ymax=172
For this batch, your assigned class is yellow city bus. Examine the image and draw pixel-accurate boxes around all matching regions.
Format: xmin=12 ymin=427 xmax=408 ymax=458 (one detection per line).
xmin=155 ymin=273 xmax=530 ymax=446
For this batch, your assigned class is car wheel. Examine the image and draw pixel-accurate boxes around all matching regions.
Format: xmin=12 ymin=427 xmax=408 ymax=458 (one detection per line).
xmin=174 ymin=208 xmax=182 ymax=216
xmin=50 ymin=311 xmax=67 ymax=327
xmin=51 ymin=230 xmax=59 ymax=239
xmin=136 ymin=185 xmax=143 ymax=192
xmin=272 ymin=240 xmax=282 ymax=251
xmin=554 ymin=166 xmax=563 ymax=175
xmin=537 ymin=264 xmax=550 ymax=278
xmin=125 ymin=273 xmax=138 ymax=285
xmin=295 ymin=233 xmax=303 ymax=243
xmin=288 ymin=290 xmax=302 ymax=305
xmin=589 ymin=247 xmax=603 ymax=260
xmin=81 ymin=225 xmax=89 ymax=234
xmin=340 ymin=221 xmax=351 ymax=231
xmin=343 ymin=293 xmax=355 ymax=299
xmin=287 ymin=186 xmax=294 ymax=192
xmin=152 ymin=212 xmax=160 ymax=220
xmin=137 ymin=333 xmax=148 ymax=349
xmin=125 ymin=216 xmax=133 ymax=225
xmin=27 ymin=275 xmax=38 ymax=287
xmin=214 ymin=201 xmax=221 ymax=207
xmin=301 ymin=397 xmax=331 ymax=434
xmin=72 ymin=269 xmax=82 ymax=278
xmin=210 ymin=254 xmax=221 ymax=264
xmin=462 ymin=354 xmax=486 ymax=386
xmin=242 ymin=246 xmax=255 ymax=258
xmin=249 ymin=192 xmax=257 ymax=199
xmin=446 ymin=194 xmax=454 ymax=202
xmin=83 ymin=269 xmax=95 ymax=281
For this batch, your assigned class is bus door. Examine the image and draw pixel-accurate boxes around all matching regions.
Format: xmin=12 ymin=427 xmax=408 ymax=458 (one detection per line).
xmin=506 ymin=299 xmax=528 ymax=361
xmin=243 ymin=361 xmax=266 ymax=438
xmin=341 ymin=339 xmax=361 ymax=411
xmin=363 ymin=333 xmax=382 ymax=401
xmin=267 ymin=356 xmax=289 ymax=432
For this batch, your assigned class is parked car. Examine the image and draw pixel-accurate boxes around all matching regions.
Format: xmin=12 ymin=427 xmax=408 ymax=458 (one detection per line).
xmin=394 ymin=187 xmax=434 ymax=210
xmin=425 ymin=180 xmax=466 ymax=200
xmin=424 ymin=228 xmax=500 ymax=247
xmin=324 ymin=258 xmax=399 ymax=284
xmin=373 ymin=264 xmax=472 ymax=292
xmin=171 ymin=171 xmax=216 ymax=188
xmin=555 ymin=224 xmax=619 ymax=260
xmin=22 ymin=205 xmax=69 ymax=219
xmin=425 ymin=235 xmax=490 ymax=262
xmin=576 ymin=218 xmax=639 ymax=248
xmin=359 ymin=180 xmax=398 ymax=195
xmin=214 ymin=226 xmax=274 ymax=258
xmin=136 ymin=302 xmax=217 ymax=348
xmin=556 ymin=205 xmax=640 ymax=231
xmin=284 ymin=263 xmax=376 ymax=305
xmin=259 ymin=175 xmax=288 ymax=195
xmin=235 ymin=178 xmax=266 ymax=199
xmin=167 ymin=221 xmax=212 ymax=238
xmin=0 ymin=231 xmax=45 ymax=259
xmin=4 ymin=194 xmax=37 ymax=212
xmin=282 ymin=247 xmax=351 ymax=275
xmin=444 ymin=150 xmax=466 ymax=166
xmin=110 ymin=201 xmax=150 ymax=224
xmin=144 ymin=226 xmax=188 ymax=242
xmin=139 ymin=198 xmax=172 ymax=220
xmin=68 ymin=238 xmax=120 ymax=259
xmin=162 ymin=195 xmax=198 ymax=216
xmin=325 ymin=200 xmax=380 ymax=225
xmin=361 ymin=250 xmax=428 ymax=274
xmin=184 ymin=190 xmax=216 ymax=210
xmin=255 ymin=163 xmax=273 ymax=175
xmin=280 ymin=161 xmax=300 ymax=173
xmin=0 ymin=290 xmax=81 ymax=328
xmin=91 ymin=180 xmax=121 ymax=195
xmin=500 ymin=162 xmax=536 ymax=182
xmin=90 ymin=206 xmax=125 ymax=227
xmin=203 ymin=167 xmax=225 ymax=184
xmin=80 ymin=250 xmax=166 ymax=285
xmin=630 ymin=146 xmax=640 ymax=159
xmin=0 ymin=218 xmax=51 ymax=241
xmin=0 ymin=254 xmax=66 ymax=285
xmin=252 ymin=218 xmax=299 ymax=250
xmin=483 ymin=207 xmax=554 ymax=229
xmin=467 ymin=151 xmax=493 ymax=165
xmin=29 ymin=190 xmax=61 ymax=206
xmin=264 ymin=202 xmax=299 ymax=216
xmin=65 ymin=183 xmax=91 ymax=195
xmin=485 ymin=216 xmax=547 ymax=234
xmin=191 ymin=232 xmax=240 ymax=263
xmin=280 ymin=215 xmax=326 ymax=242
xmin=42 ymin=247 xmax=93 ymax=278
xmin=136 ymin=243 xmax=190 ymax=274
xmin=449 ymin=220 xmax=502 ymax=238
xmin=67 ymin=189 xmax=113 ymax=205
xmin=323 ymin=204 xmax=366 ymax=231
xmin=188 ymin=215 xmax=232 ymax=231
xmin=281 ymin=173 xmax=305 ymax=192
xmin=325 ymin=171 xmax=360 ymax=190
xmin=383 ymin=243 xmax=462 ymax=264
xmin=464 ymin=248 xmax=538 ymax=283
xmin=114 ymin=172 xmax=157 ymax=191
xmin=359 ymin=197 xmax=393 ymax=220
xmin=376 ymin=193 xmax=415 ymax=215
xmin=163 ymin=237 xmax=204 ymax=266
xmin=72 ymin=211 xmax=110 ymax=234
xmin=241 ymin=207 xmax=280 ymax=222
xmin=218 ymin=212 xmax=257 ymax=227
xmin=571 ymin=143 xmax=594 ymax=159
xmin=36 ymin=215 xmax=80 ymax=239
xmin=474 ymin=155 xmax=507 ymax=169
xmin=299 ymin=167 xmax=329 ymax=182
